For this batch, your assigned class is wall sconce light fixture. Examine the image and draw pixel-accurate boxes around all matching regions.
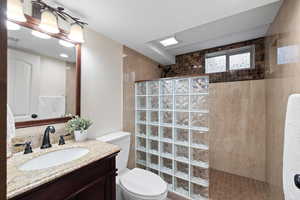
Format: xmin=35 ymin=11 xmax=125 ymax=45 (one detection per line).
xmin=39 ymin=8 xmax=60 ymax=34
xmin=33 ymin=0 xmax=87 ymax=43
xmin=7 ymin=0 xmax=26 ymax=22
xmin=68 ymin=23 xmax=85 ymax=43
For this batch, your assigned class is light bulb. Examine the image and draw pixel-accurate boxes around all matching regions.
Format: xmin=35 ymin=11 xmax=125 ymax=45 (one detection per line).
xmin=39 ymin=10 xmax=60 ymax=34
xmin=68 ymin=23 xmax=85 ymax=43
xmin=7 ymin=0 xmax=26 ymax=22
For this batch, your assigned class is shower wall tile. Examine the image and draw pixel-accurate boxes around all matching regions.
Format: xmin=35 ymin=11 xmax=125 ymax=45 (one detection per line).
xmin=265 ymin=0 xmax=300 ymax=198
xmin=191 ymin=130 xmax=209 ymax=146
xmin=191 ymin=165 xmax=209 ymax=181
xmin=161 ymin=95 xmax=173 ymax=110
xmin=135 ymin=76 xmax=210 ymax=199
xmin=175 ymin=95 xmax=189 ymax=110
xmin=148 ymin=125 xmax=159 ymax=139
xmin=161 ymin=173 xmax=173 ymax=190
xmin=148 ymin=96 xmax=159 ymax=109
xmin=191 ymin=77 xmax=209 ymax=93
xmin=149 ymin=140 xmax=159 ymax=154
xmin=175 ymin=112 xmax=189 ymax=127
xmin=190 ymin=112 xmax=208 ymax=128
xmin=161 ymin=111 xmax=173 ymax=125
xmin=161 ymin=126 xmax=172 ymax=141
xmin=209 ymin=80 xmax=266 ymax=182
xmin=148 ymin=81 xmax=159 ymax=95
xmin=123 ymin=46 xmax=161 ymax=169
xmin=136 ymin=124 xmax=146 ymax=136
xmin=136 ymin=82 xmax=146 ymax=95
xmin=161 ymin=80 xmax=173 ymax=94
xmin=137 ymin=110 xmax=147 ymax=122
xmin=190 ymin=95 xmax=209 ymax=111
xmin=137 ymin=96 xmax=147 ymax=109
xmin=175 ymin=128 xmax=189 ymax=145
xmin=175 ymin=79 xmax=189 ymax=94
xmin=149 ymin=111 xmax=159 ymax=124
xmin=191 ymin=183 xmax=209 ymax=199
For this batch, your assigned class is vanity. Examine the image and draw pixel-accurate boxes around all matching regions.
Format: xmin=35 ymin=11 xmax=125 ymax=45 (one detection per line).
xmin=7 ymin=140 xmax=120 ymax=200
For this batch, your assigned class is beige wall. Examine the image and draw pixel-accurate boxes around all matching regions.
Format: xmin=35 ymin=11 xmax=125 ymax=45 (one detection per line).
xmin=209 ymin=80 xmax=266 ymax=182
xmin=265 ymin=0 xmax=300 ymax=199
xmin=81 ymin=29 xmax=123 ymax=139
xmin=122 ymin=46 xmax=161 ymax=169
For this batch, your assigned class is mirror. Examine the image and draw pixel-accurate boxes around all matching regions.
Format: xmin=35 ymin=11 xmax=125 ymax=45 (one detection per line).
xmin=7 ymin=19 xmax=80 ymax=127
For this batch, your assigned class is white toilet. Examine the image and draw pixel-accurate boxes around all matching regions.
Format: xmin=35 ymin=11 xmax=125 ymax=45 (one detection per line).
xmin=97 ymin=132 xmax=168 ymax=200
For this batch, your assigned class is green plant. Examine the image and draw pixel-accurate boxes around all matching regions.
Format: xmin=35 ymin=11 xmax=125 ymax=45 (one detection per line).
xmin=66 ymin=116 xmax=92 ymax=133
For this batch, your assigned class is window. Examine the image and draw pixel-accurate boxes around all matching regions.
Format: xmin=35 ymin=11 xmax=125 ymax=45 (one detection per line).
xmin=205 ymin=55 xmax=226 ymax=73
xmin=205 ymin=46 xmax=255 ymax=73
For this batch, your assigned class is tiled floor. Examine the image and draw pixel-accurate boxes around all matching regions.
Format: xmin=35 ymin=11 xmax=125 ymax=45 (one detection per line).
xmin=169 ymin=169 xmax=270 ymax=200
xmin=209 ymin=169 xmax=269 ymax=200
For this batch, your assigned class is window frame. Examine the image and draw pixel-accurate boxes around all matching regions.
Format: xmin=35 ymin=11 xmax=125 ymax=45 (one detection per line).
xmin=205 ymin=45 xmax=255 ymax=73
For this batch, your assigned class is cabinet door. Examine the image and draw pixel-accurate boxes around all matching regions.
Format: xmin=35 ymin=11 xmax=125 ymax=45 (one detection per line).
xmin=75 ymin=174 xmax=116 ymax=200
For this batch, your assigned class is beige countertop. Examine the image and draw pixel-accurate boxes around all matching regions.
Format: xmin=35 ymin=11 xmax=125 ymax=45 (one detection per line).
xmin=7 ymin=140 xmax=120 ymax=199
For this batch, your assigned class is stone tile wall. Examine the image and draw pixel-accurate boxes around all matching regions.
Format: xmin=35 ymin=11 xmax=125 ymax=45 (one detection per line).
xmin=160 ymin=37 xmax=265 ymax=83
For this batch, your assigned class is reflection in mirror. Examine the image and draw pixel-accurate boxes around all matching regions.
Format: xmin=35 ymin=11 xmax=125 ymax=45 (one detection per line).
xmin=7 ymin=25 xmax=76 ymax=122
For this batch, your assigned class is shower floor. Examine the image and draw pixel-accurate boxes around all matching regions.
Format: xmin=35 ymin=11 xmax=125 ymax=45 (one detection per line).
xmin=209 ymin=169 xmax=269 ymax=200
xmin=168 ymin=169 xmax=269 ymax=200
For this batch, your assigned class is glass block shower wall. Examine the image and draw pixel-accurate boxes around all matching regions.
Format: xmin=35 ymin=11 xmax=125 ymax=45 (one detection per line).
xmin=135 ymin=76 xmax=209 ymax=200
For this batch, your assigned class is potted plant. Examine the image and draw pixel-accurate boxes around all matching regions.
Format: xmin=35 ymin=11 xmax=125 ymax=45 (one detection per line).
xmin=66 ymin=116 xmax=92 ymax=142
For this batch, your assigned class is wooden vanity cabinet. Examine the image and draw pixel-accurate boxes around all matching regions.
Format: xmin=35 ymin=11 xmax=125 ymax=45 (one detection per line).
xmin=10 ymin=152 xmax=119 ymax=200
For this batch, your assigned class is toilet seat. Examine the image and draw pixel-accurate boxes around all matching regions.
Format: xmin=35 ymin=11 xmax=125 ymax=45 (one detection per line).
xmin=120 ymin=168 xmax=167 ymax=199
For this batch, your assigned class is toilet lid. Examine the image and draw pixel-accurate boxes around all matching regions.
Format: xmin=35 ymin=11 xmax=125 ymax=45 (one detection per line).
xmin=120 ymin=168 xmax=167 ymax=197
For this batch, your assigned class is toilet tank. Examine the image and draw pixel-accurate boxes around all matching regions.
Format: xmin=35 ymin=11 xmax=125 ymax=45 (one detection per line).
xmin=96 ymin=132 xmax=131 ymax=173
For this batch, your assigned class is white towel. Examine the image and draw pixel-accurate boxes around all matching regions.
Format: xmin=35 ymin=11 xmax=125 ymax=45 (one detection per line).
xmin=38 ymin=96 xmax=66 ymax=119
xmin=7 ymin=104 xmax=15 ymax=139
xmin=283 ymin=94 xmax=300 ymax=199
xmin=7 ymin=104 xmax=16 ymax=158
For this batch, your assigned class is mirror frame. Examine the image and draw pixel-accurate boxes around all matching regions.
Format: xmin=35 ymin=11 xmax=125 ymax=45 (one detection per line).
xmin=8 ymin=14 xmax=81 ymax=129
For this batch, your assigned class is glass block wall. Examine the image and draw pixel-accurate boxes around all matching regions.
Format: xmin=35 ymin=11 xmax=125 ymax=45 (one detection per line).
xmin=135 ymin=76 xmax=209 ymax=200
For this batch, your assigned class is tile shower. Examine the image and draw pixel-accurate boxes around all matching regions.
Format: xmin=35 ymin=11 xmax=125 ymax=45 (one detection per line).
xmin=135 ymin=76 xmax=209 ymax=199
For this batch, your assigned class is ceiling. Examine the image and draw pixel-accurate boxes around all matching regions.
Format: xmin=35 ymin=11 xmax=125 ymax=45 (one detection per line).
xmin=56 ymin=0 xmax=282 ymax=65
xmin=8 ymin=25 xmax=76 ymax=63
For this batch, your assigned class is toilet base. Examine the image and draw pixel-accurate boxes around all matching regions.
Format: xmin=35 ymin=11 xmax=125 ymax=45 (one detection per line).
xmin=121 ymin=188 xmax=167 ymax=200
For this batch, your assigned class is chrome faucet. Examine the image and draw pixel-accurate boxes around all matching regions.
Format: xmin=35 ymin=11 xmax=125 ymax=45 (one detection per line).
xmin=41 ymin=126 xmax=56 ymax=149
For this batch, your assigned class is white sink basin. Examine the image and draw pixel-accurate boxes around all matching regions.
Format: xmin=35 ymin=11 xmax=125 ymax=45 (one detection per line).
xmin=19 ymin=148 xmax=89 ymax=171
